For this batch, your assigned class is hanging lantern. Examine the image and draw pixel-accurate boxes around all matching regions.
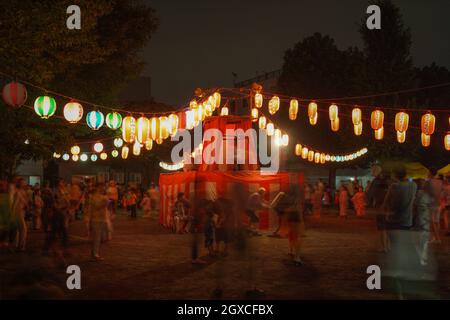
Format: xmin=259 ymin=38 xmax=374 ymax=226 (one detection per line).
xmin=289 ymin=99 xmax=298 ymax=120
xmin=204 ymin=102 xmax=213 ymax=117
xmin=331 ymin=118 xmax=340 ymax=132
xmin=395 ymin=111 xmax=409 ymax=133
xmin=309 ymin=112 xmax=318 ymax=126
xmin=122 ymin=116 xmax=136 ymax=143
xmin=86 ymin=110 xmax=105 ymax=130
xmin=301 ymin=147 xmax=308 ymax=159
xmin=111 ymin=150 xmax=119 ymax=158
xmin=374 ymin=127 xmax=384 ymax=140
xmin=329 ymin=104 xmax=338 ymax=121
xmin=421 ymin=113 xmax=435 ymax=135
xmin=70 ymin=145 xmax=80 ymax=155
xmin=147 ymin=117 xmax=159 ymax=141
xmin=2 ymin=81 xmax=27 ymax=108
xmin=34 ymin=96 xmax=56 ymax=119
xmin=100 ymin=152 xmax=108 ymax=160
xmin=325 ymin=154 xmax=331 ymax=162
xmin=136 ymin=116 xmax=150 ymax=144
xmin=197 ymin=104 xmax=206 ymax=122
xmin=258 ymin=116 xmax=266 ymax=129
xmin=274 ymin=129 xmax=282 ymax=146
xmin=80 ymin=154 xmax=88 ymax=162
xmin=320 ymin=153 xmax=326 ymax=164
xmin=220 ymin=107 xmax=229 ymax=116
xmin=254 ymin=93 xmax=263 ymax=108
xmin=63 ymin=102 xmax=83 ymax=123
xmin=268 ymin=96 xmax=280 ymax=115
xmin=281 ymin=134 xmax=289 ymax=147
xmin=308 ymin=102 xmax=317 ymax=118
xmin=133 ymin=141 xmax=141 ymax=156
xmin=159 ymin=116 xmax=169 ymax=139
xmin=354 ymin=122 xmax=363 ymax=136
xmin=397 ymin=131 xmax=406 ymax=143
xmin=444 ymin=133 xmax=450 ymax=151
xmin=72 ymin=155 xmax=79 ymax=162
xmin=106 ymin=112 xmax=122 ymax=130
xmin=145 ymin=139 xmax=153 ymax=151
xmin=371 ymin=110 xmax=384 ymax=130
xmin=314 ymin=152 xmax=320 ymax=164
xmin=189 ymin=100 xmax=197 ymax=110
xmin=168 ymin=113 xmax=179 ymax=136
xmin=251 ymin=108 xmax=258 ymax=122
xmin=93 ymin=142 xmax=104 ymax=153
xmin=53 ymin=152 xmax=61 ymax=159
xmin=307 ymin=150 xmax=314 ymax=162
xmin=121 ymin=146 xmax=129 ymax=159
xmin=352 ymin=107 xmax=362 ymax=125
xmin=421 ymin=133 xmax=431 ymax=147
xmin=266 ymin=123 xmax=274 ymax=136
xmin=156 ymin=138 xmax=163 ymax=145
xmin=62 ymin=154 xmax=70 ymax=161
xmin=114 ymin=138 xmax=124 ymax=148
xmin=91 ymin=154 xmax=98 ymax=162
xmin=295 ymin=144 xmax=302 ymax=156
xmin=213 ymin=92 xmax=221 ymax=109
xmin=185 ymin=110 xmax=194 ymax=130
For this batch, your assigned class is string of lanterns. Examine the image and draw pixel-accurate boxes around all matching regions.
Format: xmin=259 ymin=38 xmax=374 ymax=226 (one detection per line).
xmin=294 ymin=144 xmax=368 ymax=164
xmin=159 ymin=161 xmax=184 ymax=171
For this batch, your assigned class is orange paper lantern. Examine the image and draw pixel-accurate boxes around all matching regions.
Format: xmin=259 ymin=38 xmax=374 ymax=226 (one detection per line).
xmin=289 ymin=99 xmax=298 ymax=120
xmin=395 ymin=111 xmax=409 ymax=132
xmin=421 ymin=113 xmax=435 ymax=135
xmin=396 ymin=131 xmax=406 ymax=143
xmin=354 ymin=122 xmax=362 ymax=136
xmin=421 ymin=133 xmax=431 ymax=147
xmin=352 ymin=107 xmax=362 ymax=125
xmin=371 ymin=110 xmax=384 ymax=130
xmin=329 ymin=104 xmax=338 ymax=121
xmin=374 ymin=127 xmax=384 ymax=140
xmin=122 ymin=116 xmax=136 ymax=143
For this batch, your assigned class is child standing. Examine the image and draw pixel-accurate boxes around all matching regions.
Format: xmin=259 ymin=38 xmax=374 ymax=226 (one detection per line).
xmin=339 ymin=185 xmax=348 ymax=218
xmin=352 ymin=186 xmax=366 ymax=217
xmin=140 ymin=192 xmax=151 ymax=218
xmin=126 ymin=189 xmax=137 ymax=218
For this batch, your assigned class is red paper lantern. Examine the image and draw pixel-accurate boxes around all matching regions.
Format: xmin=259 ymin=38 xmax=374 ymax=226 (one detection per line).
xmin=421 ymin=113 xmax=435 ymax=135
xmin=371 ymin=110 xmax=384 ymax=130
xmin=395 ymin=112 xmax=409 ymax=132
xmin=2 ymin=81 xmax=27 ymax=107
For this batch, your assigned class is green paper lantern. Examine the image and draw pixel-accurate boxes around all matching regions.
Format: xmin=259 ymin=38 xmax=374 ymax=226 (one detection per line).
xmin=106 ymin=112 xmax=122 ymax=130
xmin=34 ymin=96 xmax=56 ymax=119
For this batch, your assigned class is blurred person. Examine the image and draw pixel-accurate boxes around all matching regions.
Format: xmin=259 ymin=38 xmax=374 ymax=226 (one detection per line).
xmin=148 ymin=182 xmax=159 ymax=220
xmin=12 ymin=178 xmax=29 ymax=251
xmin=352 ymin=186 xmax=366 ymax=217
xmin=339 ymin=184 xmax=349 ymax=218
xmin=245 ymin=187 xmax=270 ymax=236
xmin=204 ymin=200 xmax=218 ymax=256
xmin=86 ymin=183 xmax=109 ymax=261
xmin=214 ymin=197 xmax=234 ymax=256
xmin=285 ymin=185 xmax=305 ymax=266
xmin=270 ymin=191 xmax=289 ymax=238
xmin=106 ymin=180 xmax=118 ymax=218
xmin=425 ymin=168 xmax=443 ymax=243
xmin=0 ymin=179 xmax=10 ymax=248
xmin=173 ymin=192 xmax=192 ymax=234
xmin=414 ymin=179 xmax=433 ymax=266
xmin=41 ymin=182 xmax=54 ymax=233
xmin=125 ymin=188 xmax=138 ymax=218
xmin=32 ymin=188 xmax=43 ymax=230
xmin=442 ymin=176 xmax=450 ymax=234
xmin=69 ymin=182 xmax=82 ymax=221
xmin=140 ymin=192 xmax=151 ymax=218
xmin=311 ymin=185 xmax=322 ymax=218
xmin=303 ymin=184 xmax=313 ymax=215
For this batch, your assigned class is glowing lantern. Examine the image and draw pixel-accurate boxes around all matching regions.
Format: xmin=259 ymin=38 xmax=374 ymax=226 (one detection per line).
xmin=86 ymin=111 xmax=105 ymax=130
xmin=320 ymin=153 xmax=326 ymax=164
xmin=2 ymin=81 xmax=27 ymax=108
xmin=91 ymin=154 xmax=98 ymax=162
xmin=354 ymin=122 xmax=363 ymax=136
xmin=397 ymin=131 xmax=406 ymax=143
xmin=34 ymin=96 xmax=56 ymax=119
xmin=100 ymin=152 xmax=108 ymax=160
xmin=251 ymin=108 xmax=259 ymax=122
xmin=258 ymin=116 xmax=266 ymax=129
xmin=330 ymin=155 xmax=336 ymax=162
xmin=421 ymin=133 xmax=431 ymax=147
xmin=62 ymin=154 xmax=70 ymax=161
xmin=80 ymin=154 xmax=88 ymax=162
xmin=93 ymin=142 xmax=104 ymax=153
xmin=421 ymin=113 xmax=435 ymax=135
xmin=136 ymin=116 xmax=150 ymax=144
xmin=371 ymin=110 xmax=384 ymax=130
xmin=266 ymin=123 xmax=274 ymax=136
xmin=220 ymin=107 xmax=229 ymax=116
xmin=63 ymin=102 xmax=83 ymax=123
xmin=53 ymin=152 xmax=61 ymax=159
xmin=325 ymin=154 xmax=331 ymax=162
xmin=289 ymin=99 xmax=298 ymax=120
xmin=268 ymin=96 xmax=280 ymax=115
xmin=445 ymin=133 xmax=450 ymax=151
xmin=309 ymin=113 xmax=318 ymax=125
xmin=122 ymin=116 xmax=136 ymax=143
xmin=197 ymin=104 xmax=206 ymax=121
xmin=274 ymin=129 xmax=281 ymax=143
xmin=133 ymin=141 xmax=141 ymax=156
xmin=254 ymin=93 xmax=263 ymax=108
xmin=145 ymin=140 xmax=153 ymax=151
xmin=156 ymin=138 xmax=163 ymax=145
xmin=204 ymin=102 xmax=213 ymax=117
xmin=374 ymin=127 xmax=384 ymax=140
xmin=314 ymin=152 xmax=320 ymax=163
xmin=159 ymin=116 xmax=169 ymax=139
xmin=114 ymin=138 xmax=124 ymax=148
xmin=301 ymin=147 xmax=308 ymax=159
xmin=295 ymin=144 xmax=302 ymax=156
xmin=121 ymin=146 xmax=129 ymax=159
xmin=72 ymin=155 xmax=79 ymax=162
xmin=329 ymin=104 xmax=338 ymax=121
xmin=395 ymin=112 xmax=409 ymax=132
xmin=281 ymin=134 xmax=289 ymax=146
xmin=111 ymin=150 xmax=119 ymax=158
xmin=185 ymin=110 xmax=194 ymax=130
xmin=189 ymin=100 xmax=197 ymax=110
xmin=213 ymin=92 xmax=221 ymax=109
xmin=149 ymin=117 xmax=160 ymax=140
xmin=308 ymin=150 xmax=314 ymax=162
xmin=106 ymin=112 xmax=122 ymax=130
xmin=308 ymin=102 xmax=317 ymax=118
xmin=352 ymin=107 xmax=362 ymax=125
xmin=71 ymin=145 xmax=80 ymax=155
xmin=331 ymin=118 xmax=340 ymax=132
xmin=168 ymin=114 xmax=179 ymax=136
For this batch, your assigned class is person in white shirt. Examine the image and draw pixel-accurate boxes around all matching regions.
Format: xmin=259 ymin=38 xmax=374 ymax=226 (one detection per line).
xmin=246 ymin=188 xmax=270 ymax=236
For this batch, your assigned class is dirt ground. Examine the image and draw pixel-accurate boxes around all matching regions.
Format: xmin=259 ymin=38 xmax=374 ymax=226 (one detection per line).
xmin=1 ymin=209 xmax=449 ymax=300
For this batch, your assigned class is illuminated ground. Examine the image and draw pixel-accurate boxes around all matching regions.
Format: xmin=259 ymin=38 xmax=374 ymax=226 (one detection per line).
xmin=1 ymin=209 xmax=449 ymax=299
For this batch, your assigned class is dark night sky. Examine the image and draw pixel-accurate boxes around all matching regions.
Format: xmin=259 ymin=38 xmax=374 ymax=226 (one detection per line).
xmin=142 ymin=0 xmax=450 ymax=106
